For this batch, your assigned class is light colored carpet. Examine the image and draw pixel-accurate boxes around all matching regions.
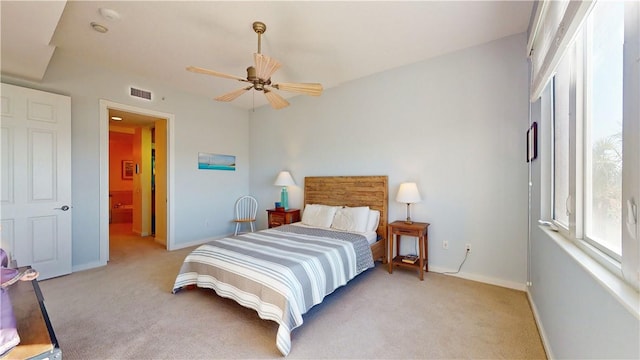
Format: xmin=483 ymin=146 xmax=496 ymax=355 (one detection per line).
xmin=38 ymin=223 xmax=546 ymax=359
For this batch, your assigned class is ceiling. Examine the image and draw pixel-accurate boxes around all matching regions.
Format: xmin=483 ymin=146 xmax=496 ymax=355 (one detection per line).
xmin=108 ymin=108 xmax=163 ymax=129
xmin=1 ymin=1 xmax=533 ymax=111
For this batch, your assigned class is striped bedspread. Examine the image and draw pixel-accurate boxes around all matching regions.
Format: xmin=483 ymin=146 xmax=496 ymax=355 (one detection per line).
xmin=172 ymin=225 xmax=375 ymax=356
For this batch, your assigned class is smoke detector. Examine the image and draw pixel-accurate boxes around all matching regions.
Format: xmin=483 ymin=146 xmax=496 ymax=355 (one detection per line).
xmin=99 ymin=8 xmax=121 ymax=22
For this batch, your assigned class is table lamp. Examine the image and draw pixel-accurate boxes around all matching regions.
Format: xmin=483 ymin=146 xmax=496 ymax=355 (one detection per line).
xmin=274 ymin=171 xmax=295 ymax=210
xmin=396 ymin=182 xmax=422 ymax=224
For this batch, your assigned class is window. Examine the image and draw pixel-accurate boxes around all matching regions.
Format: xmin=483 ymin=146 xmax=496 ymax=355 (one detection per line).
xmin=583 ymin=1 xmax=624 ymax=259
xmin=550 ymin=1 xmax=638 ymax=288
xmin=552 ymin=56 xmax=571 ymax=230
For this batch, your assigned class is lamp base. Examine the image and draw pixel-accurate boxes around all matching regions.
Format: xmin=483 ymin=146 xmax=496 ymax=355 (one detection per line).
xmin=404 ymin=203 xmax=413 ymax=224
xmin=280 ymin=188 xmax=289 ymax=210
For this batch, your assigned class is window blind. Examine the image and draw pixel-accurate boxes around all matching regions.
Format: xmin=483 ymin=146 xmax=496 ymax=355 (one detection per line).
xmin=528 ymin=0 xmax=595 ymax=102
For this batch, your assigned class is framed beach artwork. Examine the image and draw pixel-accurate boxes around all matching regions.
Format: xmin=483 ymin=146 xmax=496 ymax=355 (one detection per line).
xmin=198 ymin=152 xmax=236 ymax=171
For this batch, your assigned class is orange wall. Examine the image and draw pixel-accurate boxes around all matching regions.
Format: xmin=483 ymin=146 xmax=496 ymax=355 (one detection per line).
xmin=109 ymin=131 xmax=134 ymax=191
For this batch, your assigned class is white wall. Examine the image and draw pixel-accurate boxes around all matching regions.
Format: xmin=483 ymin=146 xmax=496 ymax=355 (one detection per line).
xmin=249 ymin=33 xmax=530 ymax=289
xmin=1 ymin=49 xmax=250 ymax=269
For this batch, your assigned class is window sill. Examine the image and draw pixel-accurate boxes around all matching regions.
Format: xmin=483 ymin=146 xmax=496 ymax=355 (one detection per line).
xmin=538 ymin=225 xmax=640 ymax=319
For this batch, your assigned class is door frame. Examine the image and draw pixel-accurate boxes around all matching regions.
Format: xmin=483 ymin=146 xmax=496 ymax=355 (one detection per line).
xmin=99 ymin=100 xmax=175 ymax=263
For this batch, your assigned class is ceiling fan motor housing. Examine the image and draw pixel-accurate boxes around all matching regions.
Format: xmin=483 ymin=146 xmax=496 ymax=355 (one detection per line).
xmin=246 ymin=66 xmax=271 ymax=91
xmin=247 ymin=66 xmax=257 ymax=81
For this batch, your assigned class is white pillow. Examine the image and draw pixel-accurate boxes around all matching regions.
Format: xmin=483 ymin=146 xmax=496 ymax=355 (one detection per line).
xmin=301 ymin=204 xmax=340 ymax=228
xmin=367 ymin=210 xmax=380 ymax=232
xmin=331 ymin=206 xmax=370 ymax=233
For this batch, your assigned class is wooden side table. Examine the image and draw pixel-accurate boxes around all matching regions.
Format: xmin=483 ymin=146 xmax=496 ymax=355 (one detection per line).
xmin=267 ymin=208 xmax=301 ymax=228
xmin=388 ymin=220 xmax=430 ymax=280
xmin=6 ymin=267 xmax=61 ymax=359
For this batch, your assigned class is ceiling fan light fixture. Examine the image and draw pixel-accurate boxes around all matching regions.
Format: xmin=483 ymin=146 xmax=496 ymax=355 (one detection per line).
xmin=246 ymin=66 xmax=258 ymax=81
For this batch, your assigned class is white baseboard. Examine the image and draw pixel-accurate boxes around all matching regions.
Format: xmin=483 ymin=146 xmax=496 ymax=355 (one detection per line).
xmin=169 ymin=234 xmax=229 ymax=251
xmin=129 ymin=227 xmax=150 ymax=237
xmin=527 ymin=289 xmax=554 ymax=359
xmin=72 ymin=260 xmax=107 ymax=273
xmin=154 ymin=236 xmax=167 ymax=247
xmin=428 ymin=265 xmax=526 ymax=291
xmin=72 ymin=235 xmax=229 ymax=272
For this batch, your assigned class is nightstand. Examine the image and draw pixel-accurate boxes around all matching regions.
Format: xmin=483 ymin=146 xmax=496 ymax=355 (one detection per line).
xmin=267 ymin=208 xmax=301 ymax=228
xmin=388 ymin=220 xmax=430 ymax=280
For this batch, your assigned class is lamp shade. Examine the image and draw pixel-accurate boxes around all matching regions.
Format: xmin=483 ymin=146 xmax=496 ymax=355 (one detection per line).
xmin=274 ymin=171 xmax=295 ymax=187
xmin=396 ymin=182 xmax=422 ymax=203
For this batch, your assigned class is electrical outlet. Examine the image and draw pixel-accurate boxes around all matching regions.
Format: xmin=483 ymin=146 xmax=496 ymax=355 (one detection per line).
xmin=442 ymin=240 xmax=449 ymax=249
xmin=465 ymin=243 xmax=471 ymax=252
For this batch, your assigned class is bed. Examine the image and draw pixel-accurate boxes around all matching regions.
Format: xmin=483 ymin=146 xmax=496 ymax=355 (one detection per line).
xmin=172 ymin=175 xmax=388 ymax=356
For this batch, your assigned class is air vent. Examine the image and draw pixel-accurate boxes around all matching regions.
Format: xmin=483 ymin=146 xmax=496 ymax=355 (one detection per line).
xmin=130 ymin=87 xmax=152 ymax=101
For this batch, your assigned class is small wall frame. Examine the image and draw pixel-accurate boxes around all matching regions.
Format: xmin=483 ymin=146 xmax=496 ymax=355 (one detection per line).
xmin=527 ymin=122 xmax=538 ymax=162
xmin=122 ymin=160 xmax=134 ymax=179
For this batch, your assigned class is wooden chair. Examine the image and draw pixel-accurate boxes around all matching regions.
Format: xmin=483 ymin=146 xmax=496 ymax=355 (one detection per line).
xmin=234 ymin=195 xmax=258 ymax=235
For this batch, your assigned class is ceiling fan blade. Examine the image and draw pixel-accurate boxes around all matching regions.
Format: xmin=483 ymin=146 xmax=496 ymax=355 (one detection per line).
xmin=214 ymin=86 xmax=252 ymax=102
xmin=254 ymin=53 xmax=282 ymax=81
xmin=264 ymin=90 xmax=289 ymax=110
xmin=186 ymin=66 xmax=247 ymax=82
xmin=272 ymin=82 xmax=323 ymax=97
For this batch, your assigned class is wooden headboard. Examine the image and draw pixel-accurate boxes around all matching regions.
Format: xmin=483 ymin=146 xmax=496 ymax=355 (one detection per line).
xmin=304 ymin=176 xmax=388 ymax=241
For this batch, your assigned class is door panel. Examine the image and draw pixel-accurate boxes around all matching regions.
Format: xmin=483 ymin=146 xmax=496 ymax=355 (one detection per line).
xmin=30 ymin=129 xmax=56 ymax=200
xmin=0 ymin=219 xmax=15 ymax=259
xmin=1 ymin=126 xmax=14 ymax=203
xmin=31 ymin=216 xmax=56 ymax=262
xmin=0 ymin=83 xmax=72 ymax=279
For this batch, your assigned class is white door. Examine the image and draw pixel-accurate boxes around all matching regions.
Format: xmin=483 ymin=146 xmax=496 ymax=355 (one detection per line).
xmin=1 ymin=83 xmax=72 ymax=279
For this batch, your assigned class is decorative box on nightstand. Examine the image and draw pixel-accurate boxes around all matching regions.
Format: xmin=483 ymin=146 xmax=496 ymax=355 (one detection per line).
xmin=267 ymin=208 xmax=301 ymax=228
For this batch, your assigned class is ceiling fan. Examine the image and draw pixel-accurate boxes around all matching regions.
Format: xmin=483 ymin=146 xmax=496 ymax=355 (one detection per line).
xmin=187 ymin=21 xmax=323 ymax=110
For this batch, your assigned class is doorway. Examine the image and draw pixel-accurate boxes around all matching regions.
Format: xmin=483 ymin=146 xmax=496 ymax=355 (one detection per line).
xmin=99 ymin=100 xmax=174 ymax=264
xmin=108 ymin=115 xmax=153 ymax=245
